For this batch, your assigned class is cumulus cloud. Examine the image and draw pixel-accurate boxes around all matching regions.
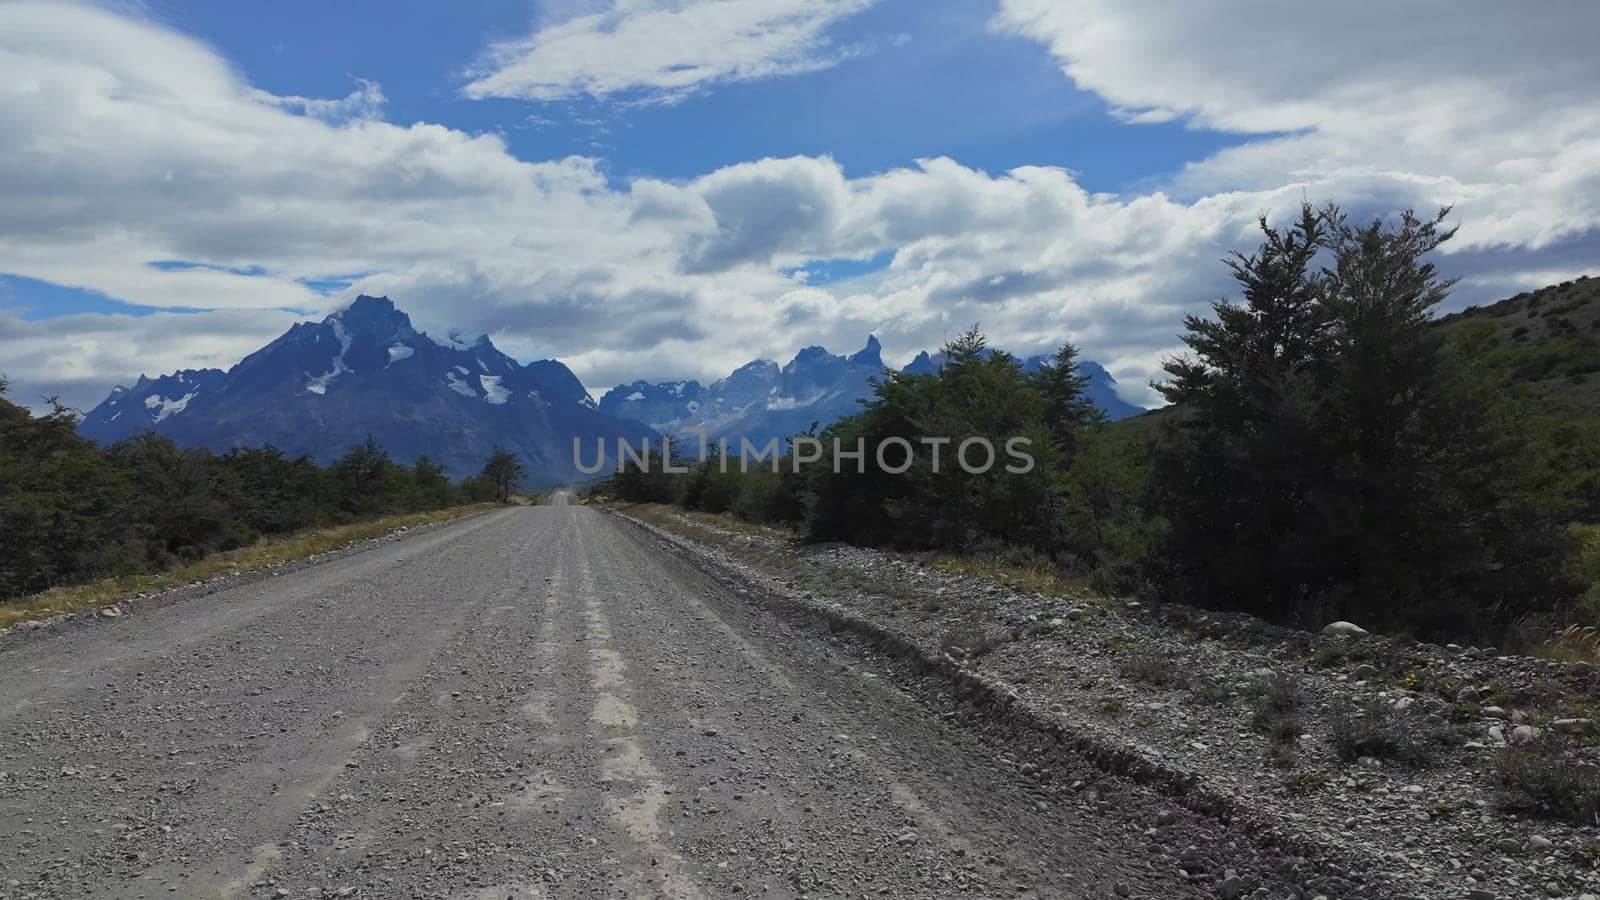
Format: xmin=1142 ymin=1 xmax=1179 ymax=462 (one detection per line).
xmin=992 ymin=0 xmax=1600 ymax=253
xmin=2 ymin=1 xmax=1597 ymax=415
xmin=463 ymin=0 xmax=874 ymax=103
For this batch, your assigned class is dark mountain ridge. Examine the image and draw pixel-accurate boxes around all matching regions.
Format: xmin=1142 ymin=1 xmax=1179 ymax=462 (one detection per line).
xmin=79 ymin=296 xmax=653 ymax=484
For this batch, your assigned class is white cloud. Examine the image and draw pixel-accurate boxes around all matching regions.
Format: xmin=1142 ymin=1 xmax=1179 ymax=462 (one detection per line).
xmin=0 ymin=307 xmax=299 ymax=411
xmin=462 ymin=0 xmax=874 ymax=103
xmin=1 ymin=1 xmax=1597 ymax=417
xmin=262 ymin=78 xmax=387 ymax=123
xmin=992 ymin=0 xmax=1600 ymax=252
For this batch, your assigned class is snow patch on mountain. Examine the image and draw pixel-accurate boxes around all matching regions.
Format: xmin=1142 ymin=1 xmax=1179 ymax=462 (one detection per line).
xmin=144 ymin=390 xmax=197 ymax=423
xmin=428 ymin=329 xmax=480 ymax=351
xmin=445 ymin=371 xmax=476 ymax=398
xmin=305 ymin=318 xmax=352 ymax=395
xmin=480 ymin=375 xmax=509 ymax=405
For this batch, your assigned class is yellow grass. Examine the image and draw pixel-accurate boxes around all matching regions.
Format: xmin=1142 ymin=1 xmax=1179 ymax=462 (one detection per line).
xmin=0 ymin=503 xmax=499 ymax=630
xmin=932 ymin=553 xmax=1095 ymax=602
xmin=1536 ymin=625 xmax=1600 ymax=665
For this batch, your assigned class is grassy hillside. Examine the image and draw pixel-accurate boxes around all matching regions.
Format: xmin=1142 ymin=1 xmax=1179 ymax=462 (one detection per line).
xmin=1111 ymin=274 xmax=1600 ymax=440
xmin=1435 ymin=274 xmax=1600 ymax=410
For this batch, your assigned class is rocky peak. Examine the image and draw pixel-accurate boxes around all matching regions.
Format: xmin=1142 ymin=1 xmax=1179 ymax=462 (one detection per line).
xmin=847 ymin=335 xmax=883 ymax=369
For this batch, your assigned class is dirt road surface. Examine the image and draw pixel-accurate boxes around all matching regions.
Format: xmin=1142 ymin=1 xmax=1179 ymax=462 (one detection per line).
xmin=1 ymin=500 xmax=1294 ymax=898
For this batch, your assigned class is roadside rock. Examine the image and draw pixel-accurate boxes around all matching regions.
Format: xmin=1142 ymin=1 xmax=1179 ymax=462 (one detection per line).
xmin=1321 ymin=621 xmax=1369 ymax=638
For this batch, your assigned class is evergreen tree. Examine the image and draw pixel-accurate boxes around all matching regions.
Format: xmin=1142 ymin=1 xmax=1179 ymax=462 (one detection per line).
xmin=1030 ymin=341 xmax=1106 ymax=454
xmin=480 ymin=448 xmax=526 ymax=502
xmin=0 ymin=386 xmax=133 ymax=597
xmin=1153 ymin=204 xmax=1569 ymax=638
xmin=806 ymin=326 xmax=1062 ymax=551
xmin=1314 ymin=207 xmax=1567 ymax=633
xmin=1153 ymin=204 xmax=1330 ymax=617
xmin=412 ymin=455 xmax=455 ymax=509
xmin=330 ymin=435 xmax=396 ymax=517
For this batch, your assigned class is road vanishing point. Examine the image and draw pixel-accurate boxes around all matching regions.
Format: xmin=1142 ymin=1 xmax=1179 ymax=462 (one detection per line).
xmin=2 ymin=499 xmax=1269 ymax=898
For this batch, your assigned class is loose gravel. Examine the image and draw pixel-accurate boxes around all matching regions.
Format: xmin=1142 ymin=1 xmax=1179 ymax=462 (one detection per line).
xmin=0 ymin=501 xmax=1333 ymax=898
xmin=614 ymin=505 xmax=1600 ymax=900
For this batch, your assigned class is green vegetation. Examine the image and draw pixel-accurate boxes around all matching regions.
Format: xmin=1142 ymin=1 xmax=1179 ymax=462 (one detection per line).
xmin=1 ymin=384 xmax=517 ymax=607
xmin=0 ymin=503 xmax=494 ymax=630
xmin=1152 ymin=205 xmax=1569 ymax=637
xmin=481 ymin=448 xmax=527 ymax=503
xmin=595 ymin=203 xmax=1597 ymax=647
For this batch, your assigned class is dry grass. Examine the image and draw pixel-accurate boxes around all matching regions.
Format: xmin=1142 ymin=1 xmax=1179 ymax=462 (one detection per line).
xmin=1496 ymin=734 xmax=1600 ymax=825
xmin=1251 ymin=671 xmax=1306 ymax=746
xmin=1328 ymin=695 xmax=1455 ymax=766
xmin=932 ymin=553 xmax=1093 ymax=601
xmin=1116 ymin=646 xmax=1185 ymax=687
xmin=0 ymin=503 xmax=498 ymax=630
xmin=1536 ymin=625 xmax=1600 ymax=665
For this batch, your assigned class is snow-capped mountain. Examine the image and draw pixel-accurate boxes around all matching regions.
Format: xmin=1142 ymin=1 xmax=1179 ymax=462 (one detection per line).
xmin=599 ymin=336 xmax=1144 ymax=444
xmin=79 ymin=295 xmax=654 ymax=484
xmin=79 ymin=368 xmax=228 ymax=440
xmin=598 ymin=336 xmax=893 ymax=447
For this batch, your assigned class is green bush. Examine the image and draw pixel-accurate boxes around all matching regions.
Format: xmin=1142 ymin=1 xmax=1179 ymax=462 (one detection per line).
xmin=0 ymin=384 xmax=482 ymax=602
xmin=1151 ymin=204 xmax=1571 ymax=640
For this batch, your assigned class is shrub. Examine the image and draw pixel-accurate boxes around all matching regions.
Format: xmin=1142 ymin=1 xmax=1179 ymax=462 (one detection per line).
xmin=1116 ymin=647 xmax=1184 ymax=687
xmin=0 ymin=384 xmax=477 ymax=603
xmin=1329 ymin=695 xmax=1453 ymax=766
xmin=1495 ymin=735 xmax=1600 ymax=825
xmin=1251 ymin=672 xmax=1305 ymax=748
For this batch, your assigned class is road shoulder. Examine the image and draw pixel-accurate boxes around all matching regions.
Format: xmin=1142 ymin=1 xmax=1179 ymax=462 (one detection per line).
xmin=605 ymin=503 xmax=1600 ymax=900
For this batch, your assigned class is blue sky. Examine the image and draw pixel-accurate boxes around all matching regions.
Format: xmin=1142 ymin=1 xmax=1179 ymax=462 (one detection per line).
xmin=6 ymin=0 xmax=1249 ymax=325
xmin=131 ymin=0 xmax=1253 ymax=191
xmin=1 ymin=0 xmax=1597 ymax=411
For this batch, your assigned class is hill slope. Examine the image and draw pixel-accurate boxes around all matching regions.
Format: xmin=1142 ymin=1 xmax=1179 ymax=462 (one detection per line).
xmin=1109 ymin=274 xmax=1600 ymax=440
xmin=1434 ymin=275 xmax=1600 ymax=411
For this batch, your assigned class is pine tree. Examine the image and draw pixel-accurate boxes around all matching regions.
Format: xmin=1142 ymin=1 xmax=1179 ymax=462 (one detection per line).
xmin=1153 ymin=204 xmax=1330 ymax=618
xmin=1029 ymin=342 xmax=1105 ymax=454
xmin=1153 ymin=203 xmax=1570 ymax=638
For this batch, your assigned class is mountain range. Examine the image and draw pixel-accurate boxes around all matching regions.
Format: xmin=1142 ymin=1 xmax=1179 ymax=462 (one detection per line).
xmin=77 ymin=296 xmax=653 ymax=484
xmin=79 ymin=295 xmax=1145 ymax=482
xmin=598 ymin=337 xmax=1142 ymax=445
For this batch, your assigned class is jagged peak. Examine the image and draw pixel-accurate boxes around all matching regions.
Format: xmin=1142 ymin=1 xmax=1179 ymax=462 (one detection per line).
xmin=348 ymin=293 xmax=395 ymax=311
xmin=326 ymin=294 xmax=416 ymax=336
xmin=790 ymin=345 xmax=838 ymax=365
xmin=848 ymin=334 xmax=883 ymax=368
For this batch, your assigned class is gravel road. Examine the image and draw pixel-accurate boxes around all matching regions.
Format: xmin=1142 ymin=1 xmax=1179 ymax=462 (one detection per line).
xmin=1 ymin=500 xmax=1295 ymax=899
